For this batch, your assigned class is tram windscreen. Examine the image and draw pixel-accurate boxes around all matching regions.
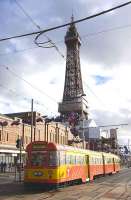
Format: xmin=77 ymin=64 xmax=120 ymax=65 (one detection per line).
xmin=31 ymin=151 xmax=47 ymax=166
xmin=48 ymin=151 xmax=59 ymax=166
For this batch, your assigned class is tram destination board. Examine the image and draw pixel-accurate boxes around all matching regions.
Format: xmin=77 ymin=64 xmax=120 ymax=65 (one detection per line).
xmin=32 ymin=143 xmax=47 ymax=150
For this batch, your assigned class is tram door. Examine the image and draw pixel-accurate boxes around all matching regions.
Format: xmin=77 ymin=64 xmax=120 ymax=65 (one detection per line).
xmin=102 ymin=155 xmax=105 ymax=175
xmin=113 ymin=158 xmax=115 ymax=172
xmin=85 ymin=155 xmax=90 ymax=180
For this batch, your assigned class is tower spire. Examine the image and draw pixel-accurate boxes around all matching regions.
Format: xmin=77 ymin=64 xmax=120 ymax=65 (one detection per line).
xmin=71 ymin=13 xmax=74 ymax=23
xmin=58 ymin=16 xmax=88 ymax=121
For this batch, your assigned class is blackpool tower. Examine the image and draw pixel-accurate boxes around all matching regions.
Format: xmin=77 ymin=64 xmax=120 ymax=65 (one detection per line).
xmin=58 ymin=16 xmax=88 ymax=121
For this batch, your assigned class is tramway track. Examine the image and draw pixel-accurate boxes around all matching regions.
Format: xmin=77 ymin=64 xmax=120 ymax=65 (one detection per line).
xmin=92 ymin=173 xmax=131 ymax=200
xmin=49 ymin=169 xmax=131 ymax=200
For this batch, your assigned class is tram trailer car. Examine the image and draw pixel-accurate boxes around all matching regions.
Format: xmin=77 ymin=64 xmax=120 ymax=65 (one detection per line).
xmin=24 ymin=141 xmax=120 ymax=187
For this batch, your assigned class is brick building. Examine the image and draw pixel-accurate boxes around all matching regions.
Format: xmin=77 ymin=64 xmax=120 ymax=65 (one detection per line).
xmin=0 ymin=112 xmax=73 ymax=165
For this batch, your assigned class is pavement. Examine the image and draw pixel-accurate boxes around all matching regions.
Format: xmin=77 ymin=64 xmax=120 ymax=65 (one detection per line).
xmin=0 ymin=172 xmax=14 ymax=177
xmin=0 ymin=171 xmax=24 ymax=184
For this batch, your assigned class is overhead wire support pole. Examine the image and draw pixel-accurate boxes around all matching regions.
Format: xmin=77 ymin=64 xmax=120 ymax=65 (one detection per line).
xmin=0 ymin=1 xmax=131 ymax=42
xmin=31 ymin=99 xmax=33 ymax=142
xmin=19 ymin=137 xmax=22 ymax=182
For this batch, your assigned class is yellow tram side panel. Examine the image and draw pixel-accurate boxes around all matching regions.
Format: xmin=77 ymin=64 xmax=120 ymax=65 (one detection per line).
xmin=24 ymin=167 xmax=60 ymax=182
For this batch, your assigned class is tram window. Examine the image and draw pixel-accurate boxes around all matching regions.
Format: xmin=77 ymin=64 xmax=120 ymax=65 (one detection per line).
xmin=97 ymin=158 xmax=99 ymax=164
xmin=76 ymin=155 xmax=81 ymax=164
xmin=66 ymin=154 xmax=70 ymax=165
xmin=104 ymin=158 xmax=107 ymax=164
xmin=89 ymin=157 xmax=92 ymax=164
xmin=59 ymin=152 xmax=66 ymax=165
xmin=70 ymin=155 xmax=73 ymax=164
xmin=106 ymin=158 xmax=112 ymax=164
xmin=81 ymin=156 xmax=85 ymax=164
xmin=77 ymin=156 xmax=80 ymax=164
xmin=78 ymin=156 xmax=83 ymax=164
xmin=100 ymin=158 xmax=102 ymax=164
xmin=31 ymin=151 xmax=47 ymax=166
xmin=91 ymin=157 xmax=94 ymax=164
xmin=70 ymin=155 xmax=74 ymax=164
xmin=49 ymin=151 xmax=59 ymax=167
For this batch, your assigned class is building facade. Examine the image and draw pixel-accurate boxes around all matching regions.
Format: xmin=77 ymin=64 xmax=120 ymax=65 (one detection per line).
xmin=0 ymin=112 xmax=73 ymax=165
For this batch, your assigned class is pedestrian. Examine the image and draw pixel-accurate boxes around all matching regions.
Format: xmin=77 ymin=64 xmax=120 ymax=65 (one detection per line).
xmin=0 ymin=161 xmax=3 ymax=173
xmin=3 ymin=162 xmax=6 ymax=173
xmin=8 ymin=163 xmax=12 ymax=172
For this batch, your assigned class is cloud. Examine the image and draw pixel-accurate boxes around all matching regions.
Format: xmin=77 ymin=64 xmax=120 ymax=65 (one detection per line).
xmin=0 ymin=0 xmax=131 ymax=144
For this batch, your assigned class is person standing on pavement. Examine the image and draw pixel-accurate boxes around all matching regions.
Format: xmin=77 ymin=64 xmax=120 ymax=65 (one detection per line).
xmin=8 ymin=163 xmax=12 ymax=172
xmin=0 ymin=161 xmax=3 ymax=173
xmin=3 ymin=162 xmax=6 ymax=173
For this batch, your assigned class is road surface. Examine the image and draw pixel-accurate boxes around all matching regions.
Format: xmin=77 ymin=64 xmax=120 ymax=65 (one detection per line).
xmin=0 ymin=168 xmax=131 ymax=200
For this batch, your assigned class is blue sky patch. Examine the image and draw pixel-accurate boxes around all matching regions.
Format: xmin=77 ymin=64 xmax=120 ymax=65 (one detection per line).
xmin=93 ymin=75 xmax=112 ymax=85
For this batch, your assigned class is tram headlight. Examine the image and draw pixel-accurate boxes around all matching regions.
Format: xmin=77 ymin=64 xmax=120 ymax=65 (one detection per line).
xmin=33 ymin=171 xmax=43 ymax=176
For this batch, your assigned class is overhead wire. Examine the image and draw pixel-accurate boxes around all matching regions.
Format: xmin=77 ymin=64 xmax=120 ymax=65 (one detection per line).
xmin=1 ymin=22 xmax=131 ymax=57
xmin=0 ymin=46 xmax=39 ymax=56
xmin=82 ymin=23 xmax=131 ymax=39
xmin=14 ymin=0 xmax=41 ymax=30
xmin=0 ymin=65 xmax=58 ymax=103
xmin=1 ymin=0 xmax=60 ymax=114
xmin=0 ymin=82 xmax=56 ymax=115
xmin=1 ymin=1 xmax=131 ymax=115
xmin=0 ymin=83 xmax=30 ymax=102
xmin=83 ymin=80 xmax=113 ymax=109
xmin=0 ymin=1 xmax=131 ymax=42
xmin=0 ymin=64 xmax=105 ymax=115
xmin=14 ymin=0 xmax=64 ymax=58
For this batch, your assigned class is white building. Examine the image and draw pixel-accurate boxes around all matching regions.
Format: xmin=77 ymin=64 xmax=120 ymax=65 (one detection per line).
xmin=78 ymin=119 xmax=100 ymax=140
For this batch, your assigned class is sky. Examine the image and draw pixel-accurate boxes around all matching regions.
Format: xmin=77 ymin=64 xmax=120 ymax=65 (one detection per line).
xmin=0 ymin=0 xmax=131 ymax=145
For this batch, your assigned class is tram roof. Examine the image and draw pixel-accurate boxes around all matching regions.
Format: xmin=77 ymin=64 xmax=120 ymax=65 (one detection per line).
xmin=26 ymin=141 xmax=119 ymax=158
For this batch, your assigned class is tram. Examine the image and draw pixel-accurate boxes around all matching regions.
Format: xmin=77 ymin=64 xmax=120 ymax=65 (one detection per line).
xmin=24 ymin=141 xmax=120 ymax=187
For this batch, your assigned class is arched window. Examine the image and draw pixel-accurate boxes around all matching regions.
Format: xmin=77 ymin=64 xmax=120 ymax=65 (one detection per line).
xmin=6 ymin=132 xmax=8 ymax=141
xmin=0 ymin=130 xmax=1 ymax=141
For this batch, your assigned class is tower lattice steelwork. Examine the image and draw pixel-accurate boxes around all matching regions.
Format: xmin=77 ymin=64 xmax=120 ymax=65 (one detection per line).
xmin=58 ymin=16 xmax=88 ymax=121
